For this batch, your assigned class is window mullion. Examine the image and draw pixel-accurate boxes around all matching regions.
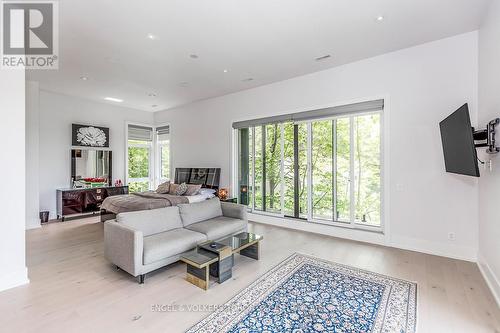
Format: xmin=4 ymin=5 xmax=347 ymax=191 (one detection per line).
xmin=251 ymin=127 xmax=256 ymax=212
xmin=332 ymin=120 xmax=337 ymax=222
xmin=280 ymin=123 xmax=285 ymax=216
xmin=148 ymin=145 xmax=153 ymax=190
xmin=153 ymin=129 xmax=158 ymax=188
xmin=349 ymin=116 xmax=355 ymax=225
xmin=293 ymin=124 xmax=299 ymax=218
xmin=306 ymin=122 xmax=313 ymax=221
xmin=262 ymin=126 xmax=267 ymax=212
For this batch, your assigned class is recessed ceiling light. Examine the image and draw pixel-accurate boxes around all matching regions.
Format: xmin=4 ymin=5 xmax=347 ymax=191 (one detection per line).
xmin=80 ymin=76 xmax=88 ymax=81
xmin=223 ymin=69 xmax=228 ymax=73
xmin=104 ymin=97 xmax=123 ymax=103
xmin=242 ymin=78 xmax=254 ymax=82
xmin=147 ymin=33 xmax=157 ymax=40
xmin=189 ymin=54 xmax=199 ymax=59
xmin=147 ymin=92 xmax=157 ymax=97
xmin=376 ymin=16 xmax=385 ymax=22
xmin=315 ymin=54 xmax=332 ymax=62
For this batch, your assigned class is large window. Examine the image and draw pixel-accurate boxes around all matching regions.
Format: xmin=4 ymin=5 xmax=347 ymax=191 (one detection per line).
xmin=264 ymin=124 xmax=282 ymax=213
xmin=235 ymin=100 xmax=383 ymax=229
xmin=127 ymin=125 xmax=153 ymax=193
xmin=156 ymin=125 xmax=171 ymax=184
xmin=353 ymin=114 xmax=381 ymax=226
xmin=126 ymin=124 xmax=171 ymax=193
xmin=283 ymin=123 xmax=308 ymax=218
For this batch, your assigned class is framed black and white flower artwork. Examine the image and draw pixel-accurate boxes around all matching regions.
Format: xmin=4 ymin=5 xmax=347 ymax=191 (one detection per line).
xmin=72 ymin=124 xmax=110 ymax=147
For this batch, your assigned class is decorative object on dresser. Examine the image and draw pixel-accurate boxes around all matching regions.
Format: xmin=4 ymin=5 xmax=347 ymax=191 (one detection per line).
xmin=57 ymin=186 xmax=128 ymax=221
xmin=72 ymin=124 xmax=109 ymax=147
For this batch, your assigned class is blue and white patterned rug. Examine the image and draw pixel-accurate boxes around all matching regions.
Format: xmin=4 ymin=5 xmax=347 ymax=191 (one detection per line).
xmin=187 ymin=253 xmax=417 ymax=333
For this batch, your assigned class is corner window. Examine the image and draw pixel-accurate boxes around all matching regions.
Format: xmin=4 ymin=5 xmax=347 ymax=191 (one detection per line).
xmin=156 ymin=125 xmax=171 ymax=184
xmin=127 ymin=125 xmax=153 ymax=193
xmin=126 ymin=124 xmax=171 ymax=193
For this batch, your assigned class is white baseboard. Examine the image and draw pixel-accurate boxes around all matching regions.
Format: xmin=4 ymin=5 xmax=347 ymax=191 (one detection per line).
xmin=249 ymin=213 xmax=477 ymax=262
xmin=477 ymin=253 xmax=500 ymax=308
xmin=389 ymin=235 xmax=477 ymax=262
xmin=249 ymin=213 xmax=387 ymax=246
xmin=0 ymin=267 xmax=29 ymax=292
xmin=25 ymin=218 xmax=41 ymax=230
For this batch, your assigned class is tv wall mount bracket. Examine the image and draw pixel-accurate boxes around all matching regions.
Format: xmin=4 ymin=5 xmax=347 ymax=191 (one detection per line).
xmin=473 ymin=118 xmax=500 ymax=154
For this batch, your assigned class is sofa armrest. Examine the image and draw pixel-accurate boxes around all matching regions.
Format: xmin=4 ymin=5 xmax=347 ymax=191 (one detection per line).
xmin=221 ymin=202 xmax=248 ymax=221
xmin=104 ymin=220 xmax=143 ymax=277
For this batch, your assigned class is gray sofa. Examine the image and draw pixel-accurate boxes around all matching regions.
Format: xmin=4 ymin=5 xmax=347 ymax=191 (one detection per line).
xmin=104 ymin=197 xmax=247 ymax=283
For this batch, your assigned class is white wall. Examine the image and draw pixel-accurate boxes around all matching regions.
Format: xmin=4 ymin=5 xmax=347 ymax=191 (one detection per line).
xmin=0 ymin=69 xmax=29 ymax=291
xmin=478 ymin=0 xmax=500 ymax=306
xmin=26 ymin=81 xmax=40 ymax=229
xmin=38 ymin=91 xmax=154 ymax=219
xmin=155 ymin=32 xmax=479 ymax=261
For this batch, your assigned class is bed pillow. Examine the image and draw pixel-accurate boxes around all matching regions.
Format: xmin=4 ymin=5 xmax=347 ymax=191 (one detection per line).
xmin=184 ymin=184 xmax=202 ymax=196
xmin=199 ymin=188 xmax=216 ymax=195
xmin=169 ymin=183 xmax=179 ymax=194
xmin=174 ymin=182 xmax=188 ymax=196
xmin=156 ymin=181 xmax=170 ymax=194
xmin=200 ymin=192 xmax=215 ymax=199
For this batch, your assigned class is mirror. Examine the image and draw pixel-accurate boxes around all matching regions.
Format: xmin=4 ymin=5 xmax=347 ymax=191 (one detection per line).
xmin=71 ymin=149 xmax=112 ymax=187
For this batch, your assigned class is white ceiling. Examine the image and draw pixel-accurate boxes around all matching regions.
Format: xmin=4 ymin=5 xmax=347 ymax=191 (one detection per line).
xmin=28 ymin=0 xmax=491 ymax=112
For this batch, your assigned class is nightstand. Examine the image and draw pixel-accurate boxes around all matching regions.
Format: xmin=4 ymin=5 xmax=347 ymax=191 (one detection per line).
xmin=220 ymin=197 xmax=237 ymax=204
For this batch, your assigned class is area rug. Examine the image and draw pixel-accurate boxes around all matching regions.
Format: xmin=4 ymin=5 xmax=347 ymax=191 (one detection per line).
xmin=187 ymin=253 xmax=417 ymax=333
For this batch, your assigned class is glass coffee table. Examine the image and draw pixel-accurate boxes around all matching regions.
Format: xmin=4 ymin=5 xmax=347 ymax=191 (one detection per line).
xmin=180 ymin=232 xmax=263 ymax=290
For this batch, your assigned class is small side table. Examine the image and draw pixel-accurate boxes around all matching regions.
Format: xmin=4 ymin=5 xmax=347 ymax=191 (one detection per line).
xmin=180 ymin=249 xmax=219 ymax=290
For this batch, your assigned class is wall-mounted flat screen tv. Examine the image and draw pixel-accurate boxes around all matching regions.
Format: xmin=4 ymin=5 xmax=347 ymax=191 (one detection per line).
xmin=439 ymin=103 xmax=479 ymax=177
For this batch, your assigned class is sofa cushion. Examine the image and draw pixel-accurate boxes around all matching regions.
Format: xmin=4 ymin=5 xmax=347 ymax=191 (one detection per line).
xmin=143 ymin=228 xmax=207 ymax=265
xmin=178 ymin=197 xmax=223 ymax=227
xmin=116 ymin=207 xmax=183 ymax=237
xmin=185 ymin=216 xmax=247 ymax=241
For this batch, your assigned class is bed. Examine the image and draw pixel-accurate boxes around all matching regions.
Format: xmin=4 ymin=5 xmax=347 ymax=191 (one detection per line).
xmin=100 ymin=168 xmax=220 ymax=221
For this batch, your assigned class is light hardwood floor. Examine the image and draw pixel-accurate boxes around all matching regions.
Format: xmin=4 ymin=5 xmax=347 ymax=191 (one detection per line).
xmin=0 ymin=217 xmax=498 ymax=333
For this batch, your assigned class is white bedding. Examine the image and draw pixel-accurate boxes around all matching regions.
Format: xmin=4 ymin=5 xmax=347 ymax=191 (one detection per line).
xmin=186 ymin=193 xmax=215 ymax=203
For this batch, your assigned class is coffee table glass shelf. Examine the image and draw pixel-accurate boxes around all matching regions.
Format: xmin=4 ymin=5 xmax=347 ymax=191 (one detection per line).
xmin=180 ymin=232 xmax=263 ymax=290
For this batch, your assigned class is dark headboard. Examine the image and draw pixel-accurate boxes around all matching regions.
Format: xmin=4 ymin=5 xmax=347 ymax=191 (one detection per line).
xmin=174 ymin=168 xmax=221 ymax=190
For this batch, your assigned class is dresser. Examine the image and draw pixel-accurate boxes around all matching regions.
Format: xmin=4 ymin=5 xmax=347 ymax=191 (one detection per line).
xmin=56 ymin=186 xmax=128 ymax=221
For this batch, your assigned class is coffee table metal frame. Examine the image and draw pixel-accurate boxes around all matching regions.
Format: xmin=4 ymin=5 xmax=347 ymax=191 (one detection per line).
xmin=180 ymin=232 xmax=262 ymax=290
